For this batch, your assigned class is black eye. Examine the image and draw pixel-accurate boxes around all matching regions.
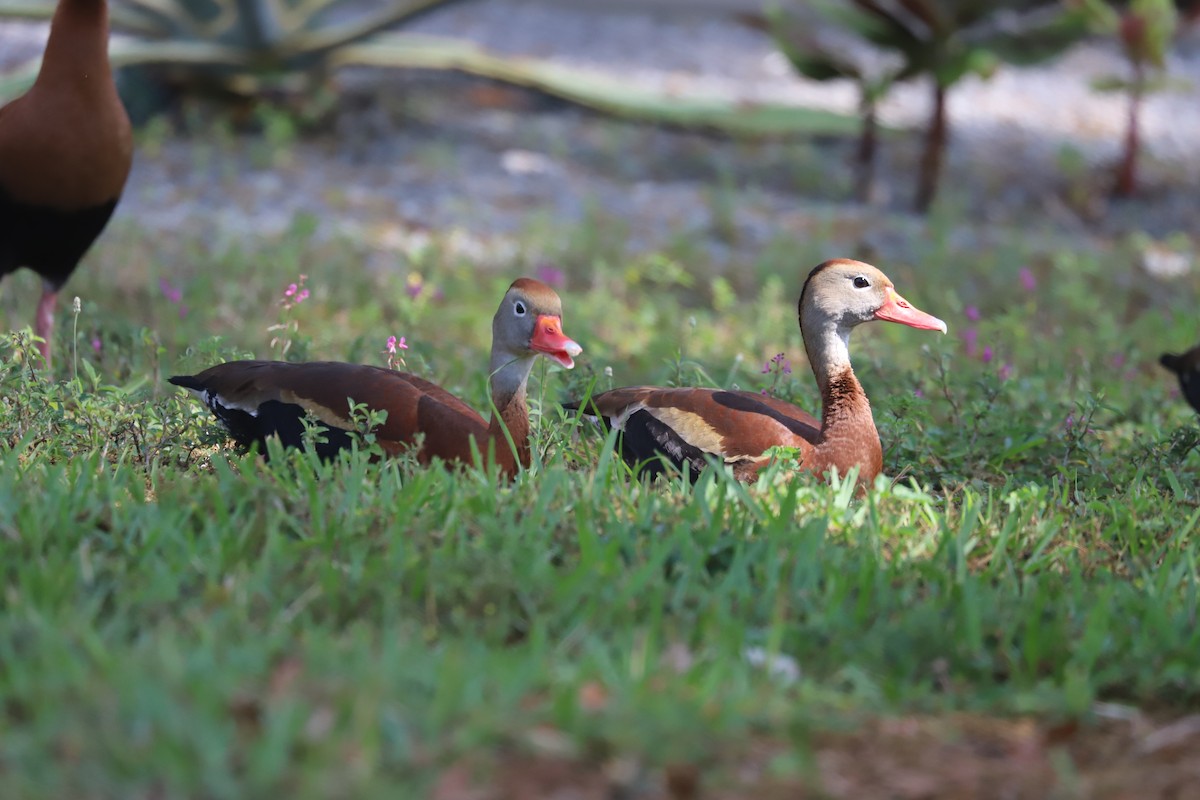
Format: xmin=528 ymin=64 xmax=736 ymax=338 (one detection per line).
xmin=853 ymin=276 xmax=870 ymax=289
xmin=513 ymin=301 xmax=527 ymax=316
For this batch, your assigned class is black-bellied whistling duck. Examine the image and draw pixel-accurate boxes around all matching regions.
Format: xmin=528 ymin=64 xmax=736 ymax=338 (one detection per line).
xmin=1161 ymin=345 xmax=1200 ymax=415
xmin=568 ymin=259 xmax=946 ymax=486
xmin=0 ymin=0 xmax=132 ymax=367
xmin=169 ymin=279 xmax=581 ymax=477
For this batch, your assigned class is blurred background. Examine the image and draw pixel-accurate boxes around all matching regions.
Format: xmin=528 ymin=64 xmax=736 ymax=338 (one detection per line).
xmin=0 ymin=0 xmax=1196 ymax=275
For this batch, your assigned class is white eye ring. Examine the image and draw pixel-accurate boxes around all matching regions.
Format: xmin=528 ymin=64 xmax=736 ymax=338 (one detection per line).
xmin=513 ymin=300 xmax=527 ymax=316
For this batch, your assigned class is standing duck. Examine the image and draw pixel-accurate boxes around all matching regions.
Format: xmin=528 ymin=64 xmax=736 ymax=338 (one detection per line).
xmin=170 ymin=278 xmax=581 ymax=477
xmin=0 ymin=0 xmax=133 ymax=367
xmin=567 ymin=259 xmax=946 ymax=486
xmin=1161 ymin=345 xmax=1200 ymax=415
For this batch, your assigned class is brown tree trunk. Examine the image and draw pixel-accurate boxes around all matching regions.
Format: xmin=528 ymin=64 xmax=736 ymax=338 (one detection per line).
xmin=1114 ymin=62 xmax=1143 ymax=197
xmin=854 ymin=95 xmax=879 ymax=204
xmin=915 ymin=81 xmax=947 ymax=213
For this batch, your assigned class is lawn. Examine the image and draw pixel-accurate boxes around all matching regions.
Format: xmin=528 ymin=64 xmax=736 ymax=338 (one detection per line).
xmin=2 ymin=188 xmax=1200 ymax=797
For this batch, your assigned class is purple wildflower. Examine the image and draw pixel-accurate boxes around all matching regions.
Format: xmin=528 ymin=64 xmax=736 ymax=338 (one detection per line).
xmin=962 ymin=327 xmax=979 ymax=358
xmin=384 ymin=334 xmax=409 ymax=370
xmin=159 ymin=278 xmax=183 ymax=305
xmin=91 ymin=335 xmax=102 ymax=354
xmin=279 ymin=274 xmax=309 ymax=310
xmin=982 ymin=346 xmax=994 ymax=364
xmin=535 ymin=263 xmax=565 ymax=288
xmin=405 ymin=273 xmax=424 ymax=300
xmin=998 ymin=363 xmax=1014 ymax=381
xmin=965 ymin=305 xmax=981 ymax=322
xmin=913 ymin=388 xmax=925 ymax=399
xmin=1019 ymin=267 xmax=1036 ymax=293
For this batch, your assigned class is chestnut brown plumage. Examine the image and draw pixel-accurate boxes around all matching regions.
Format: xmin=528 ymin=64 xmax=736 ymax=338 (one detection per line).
xmin=1161 ymin=345 xmax=1200 ymax=415
xmin=568 ymin=259 xmax=947 ymax=486
xmin=0 ymin=0 xmax=133 ymax=367
xmin=169 ymin=279 xmax=582 ymax=477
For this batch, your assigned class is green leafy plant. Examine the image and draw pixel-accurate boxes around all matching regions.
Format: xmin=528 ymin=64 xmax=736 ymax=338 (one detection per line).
xmin=1074 ymin=0 xmax=1180 ymax=196
xmin=761 ymin=0 xmax=1088 ymax=212
xmin=748 ymin=0 xmax=915 ymax=203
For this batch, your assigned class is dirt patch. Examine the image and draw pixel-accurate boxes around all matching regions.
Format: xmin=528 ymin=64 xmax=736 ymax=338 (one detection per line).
xmin=431 ymin=713 xmax=1200 ymax=799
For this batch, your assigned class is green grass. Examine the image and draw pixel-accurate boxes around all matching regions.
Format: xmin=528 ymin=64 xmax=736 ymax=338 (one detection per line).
xmin=1 ymin=206 xmax=1199 ymax=797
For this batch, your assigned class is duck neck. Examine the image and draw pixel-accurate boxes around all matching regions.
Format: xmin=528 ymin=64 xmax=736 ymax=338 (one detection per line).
xmin=487 ymin=350 xmax=536 ymax=476
xmin=801 ymin=321 xmax=874 ymax=443
xmin=37 ymin=0 xmax=114 ymax=91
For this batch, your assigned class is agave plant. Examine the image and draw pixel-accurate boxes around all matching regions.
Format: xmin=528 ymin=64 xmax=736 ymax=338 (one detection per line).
xmin=762 ymin=0 xmax=1089 ymax=213
xmin=0 ymin=0 xmax=862 ymax=136
xmin=0 ymin=0 xmax=465 ymax=100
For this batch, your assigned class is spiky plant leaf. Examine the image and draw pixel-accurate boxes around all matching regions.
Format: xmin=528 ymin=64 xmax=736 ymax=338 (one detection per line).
xmin=337 ymin=34 xmax=864 ymax=137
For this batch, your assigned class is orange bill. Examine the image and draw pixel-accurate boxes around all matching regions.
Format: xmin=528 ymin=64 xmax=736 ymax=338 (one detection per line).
xmin=531 ymin=315 xmax=583 ymax=368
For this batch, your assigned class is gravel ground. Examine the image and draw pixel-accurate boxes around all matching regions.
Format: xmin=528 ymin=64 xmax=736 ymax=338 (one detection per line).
xmin=2 ymin=1 xmax=1198 ymax=269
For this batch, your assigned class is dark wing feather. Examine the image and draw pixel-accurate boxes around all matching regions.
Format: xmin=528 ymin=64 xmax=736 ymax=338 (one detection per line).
xmin=171 ymin=360 xmax=488 ymax=461
xmin=571 ymin=386 xmax=820 ymax=479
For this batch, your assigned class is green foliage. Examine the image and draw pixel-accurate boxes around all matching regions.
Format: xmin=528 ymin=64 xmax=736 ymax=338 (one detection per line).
xmin=2 ymin=212 xmax=1199 ymax=793
xmin=761 ymin=0 xmax=1090 ymax=210
xmin=1073 ymin=0 xmax=1180 ymax=195
xmin=0 ymin=0 xmax=863 ymax=136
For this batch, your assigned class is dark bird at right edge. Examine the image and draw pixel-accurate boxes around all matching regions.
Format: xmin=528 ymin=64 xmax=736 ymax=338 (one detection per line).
xmin=1161 ymin=345 xmax=1200 ymax=415
xmin=0 ymin=0 xmax=133 ymax=368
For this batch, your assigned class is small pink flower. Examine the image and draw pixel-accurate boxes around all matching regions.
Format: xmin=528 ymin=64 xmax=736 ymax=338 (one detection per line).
xmin=998 ymin=362 xmax=1014 ymax=381
xmin=91 ymin=335 xmax=102 ymax=354
xmin=384 ymin=334 xmax=410 ymax=369
xmin=1019 ymin=268 xmax=1036 ymax=293
xmin=965 ymin=305 xmax=980 ymax=322
xmin=962 ymin=327 xmax=979 ymax=358
xmin=982 ymin=346 xmax=994 ymax=363
xmin=913 ymin=388 xmax=925 ymax=399
xmin=1110 ymin=353 xmax=1126 ymax=369
xmin=536 ymin=263 xmax=565 ymax=288
xmin=280 ymin=275 xmax=309 ymax=309
xmin=159 ymin=278 xmax=183 ymax=305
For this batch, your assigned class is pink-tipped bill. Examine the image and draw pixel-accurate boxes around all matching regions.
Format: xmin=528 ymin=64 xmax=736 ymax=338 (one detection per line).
xmin=874 ymin=289 xmax=948 ymax=333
